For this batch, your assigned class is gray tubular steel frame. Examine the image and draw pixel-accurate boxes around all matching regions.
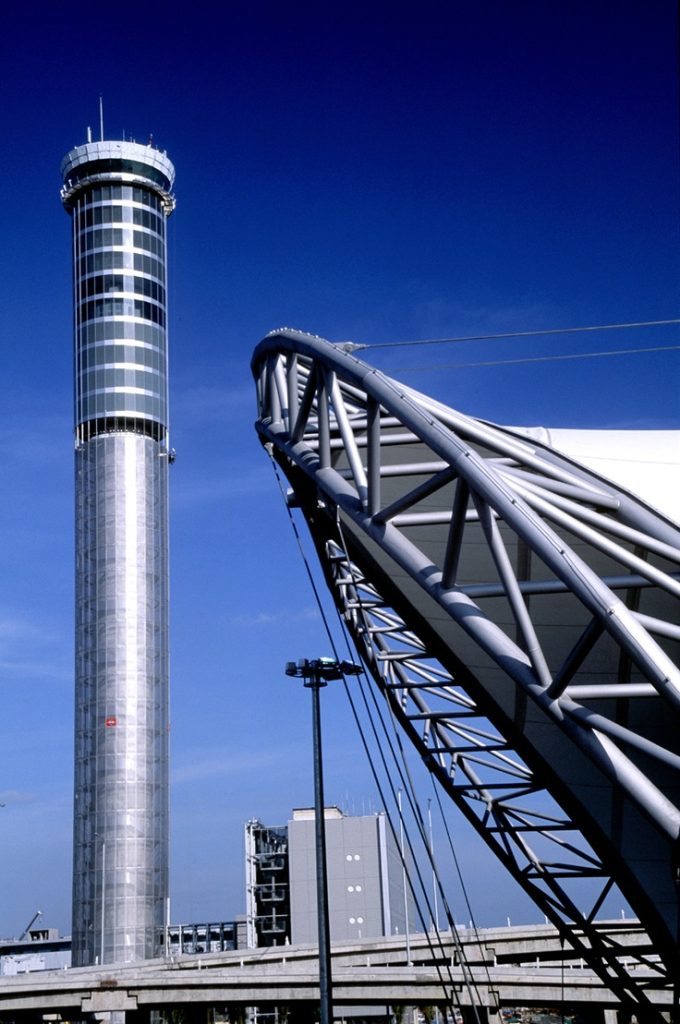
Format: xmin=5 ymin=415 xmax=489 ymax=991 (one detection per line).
xmin=252 ymin=330 xmax=680 ymax=1016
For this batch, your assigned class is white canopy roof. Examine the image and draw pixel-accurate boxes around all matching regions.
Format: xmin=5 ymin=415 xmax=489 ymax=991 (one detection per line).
xmin=512 ymin=428 xmax=680 ymax=524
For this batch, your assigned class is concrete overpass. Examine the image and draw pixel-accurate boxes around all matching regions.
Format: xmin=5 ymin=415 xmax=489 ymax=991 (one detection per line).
xmin=0 ymin=924 xmax=671 ymax=1022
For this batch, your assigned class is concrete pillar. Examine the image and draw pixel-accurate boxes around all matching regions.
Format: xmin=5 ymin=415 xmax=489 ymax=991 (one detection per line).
xmin=124 ymin=1010 xmax=153 ymax=1024
xmin=571 ymin=1008 xmax=606 ymax=1024
xmin=614 ymin=1011 xmax=673 ymax=1024
xmin=164 ymin=1007 xmax=211 ymax=1024
xmin=460 ymin=1007 xmax=490 ymax=1024
xmin=223 ymin=1007 xmax=247 ymax=1024
xmin=286 ymin=1002 xmax=318 ymax=1023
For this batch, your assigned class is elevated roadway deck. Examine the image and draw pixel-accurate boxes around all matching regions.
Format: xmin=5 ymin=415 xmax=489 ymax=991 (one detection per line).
xmin=0 ymin=924 xmax=671 ymax=1020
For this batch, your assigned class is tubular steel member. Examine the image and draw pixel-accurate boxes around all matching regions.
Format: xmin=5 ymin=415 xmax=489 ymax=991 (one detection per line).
xmin=252 ymin=328 xmax=680 ymax=1018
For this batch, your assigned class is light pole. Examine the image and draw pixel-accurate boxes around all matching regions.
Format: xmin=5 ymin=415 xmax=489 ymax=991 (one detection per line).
xmin=427 ymin=798 xmax=440 ymax=934
xmin=285 ymin=657 xmax=361 ymax=1024
xmin=397 ymin=789 xmax=411 ymax=966
xmin=427 ymin=799 xmax=441 ymax=1024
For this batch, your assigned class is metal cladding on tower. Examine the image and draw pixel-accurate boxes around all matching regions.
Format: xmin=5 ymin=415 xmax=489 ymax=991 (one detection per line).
xmin=61 ymin=139 xmax=175 ymax=966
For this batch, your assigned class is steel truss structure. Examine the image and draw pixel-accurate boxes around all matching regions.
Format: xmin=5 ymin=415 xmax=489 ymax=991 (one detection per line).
xmin=252 ymin=329 xmax=680 ymax=1018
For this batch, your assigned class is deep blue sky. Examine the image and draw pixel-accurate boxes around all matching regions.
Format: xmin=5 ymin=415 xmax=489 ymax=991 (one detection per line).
xmin=0 ymin=2 xmax=677 ymax=938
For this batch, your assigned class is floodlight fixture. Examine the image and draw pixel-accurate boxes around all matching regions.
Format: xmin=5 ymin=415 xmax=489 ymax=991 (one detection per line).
xmin=285 ymin=657 xmax=362 ymax=685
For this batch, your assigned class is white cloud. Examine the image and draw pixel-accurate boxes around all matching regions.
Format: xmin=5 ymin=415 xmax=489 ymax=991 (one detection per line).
xmin=171 ymin=746 xmax=288 ymax=785
xmin=228 ymin=606 xmax=320 ymax=627
xmin=0 ymin=790 xmax=39 ymax=806
xmin=0 ymin=614 xmax=70 ymax=681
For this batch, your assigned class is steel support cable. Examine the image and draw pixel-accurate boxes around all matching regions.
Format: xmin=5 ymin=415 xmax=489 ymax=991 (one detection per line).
xmin=265 ymin=452 xmax=465 ymax=1015
xmin=376 ymin=343 xmax=680 ymax=374
xmin=335 ymin=636 xmax=476 ymax=1022
xmin=375 ymin=644 xmax=499 ymax=1006
xmin=429 ymin=775 xmax=498 ymax=976
xmin=325 ymin=523 xmax=476 ymax=1014
xmin=336 ymin=633 xmax=480 ymax=1022
xmin=333 ymin=516 xmax=489 ymax=1020
xmin=350 ymin=318 xmax=680 ymax=351
xmin=281 ymin=480 xmax=471 ymax=1016
xmin=342 ymin=622 xmax=470 ymax=962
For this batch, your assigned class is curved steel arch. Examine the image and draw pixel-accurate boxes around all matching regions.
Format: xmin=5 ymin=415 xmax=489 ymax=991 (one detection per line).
xmin=252 ymin=329 xmax=680 ymax=1014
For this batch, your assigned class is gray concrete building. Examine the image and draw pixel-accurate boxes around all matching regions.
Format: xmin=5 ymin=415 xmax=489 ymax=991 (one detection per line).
xmin=60 ymin=136 xmax=175 ymax=966
xmin=0 ymin=928 xmax=71 ymax=976
xmin=245 ymin=808 xmax=410 ymax=949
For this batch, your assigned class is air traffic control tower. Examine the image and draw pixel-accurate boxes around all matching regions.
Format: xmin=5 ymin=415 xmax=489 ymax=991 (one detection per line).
xmin=61 ymin=138 xmax=175 ymax=965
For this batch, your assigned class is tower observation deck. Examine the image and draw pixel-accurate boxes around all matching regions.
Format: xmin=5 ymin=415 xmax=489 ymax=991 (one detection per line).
xmin=61 ymin=139 xmax=175 ymax=965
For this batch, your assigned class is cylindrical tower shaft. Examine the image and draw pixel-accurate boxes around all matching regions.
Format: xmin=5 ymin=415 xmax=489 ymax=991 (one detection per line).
xmin=61 ymin=139 xmax=175 ymax=965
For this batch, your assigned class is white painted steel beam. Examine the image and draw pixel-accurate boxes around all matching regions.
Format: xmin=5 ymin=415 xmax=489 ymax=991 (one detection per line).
xmin=252 ymin=329 xmax=680 ymax=1017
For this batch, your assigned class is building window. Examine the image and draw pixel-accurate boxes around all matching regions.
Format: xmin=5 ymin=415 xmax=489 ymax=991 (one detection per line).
xmin=133 ymin=230 xmax=165 ymax=259
xmin=79 ymin=227 xmax=125 ymax=251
